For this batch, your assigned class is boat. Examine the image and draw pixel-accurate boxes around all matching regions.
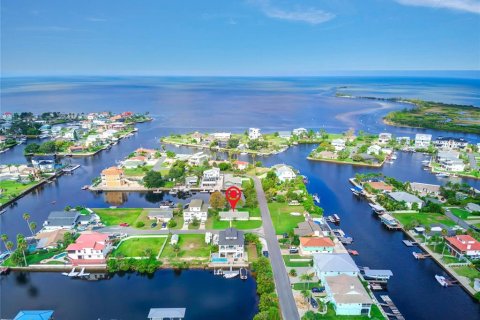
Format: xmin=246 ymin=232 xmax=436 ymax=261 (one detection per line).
xmin=435 ymin=275 xmax=449 ymax=287
xmin=436 ymin=173 xmax=450 ymax=178
xmin=81 ymin=185 xmax=89 ymax=190
xmin=223 ymin=271 xmax=239 ymax=279
xmin=391 ymin=154 xmax=397 ymax=160
xmin=240 ymin=268 xmax=248 ymax=280
xmin=350 ymin=186 xmax=363 ymax=196
xmin=51 ymin=201 xmax=56 ymax=204
xmin=347 ymin=249 xmax=359 ymax=256
xmin=313 ymin=194 xmax=320 ymax=203
xmin=0 ymin=209 xmax=6 ymax=215
xmin=332 ymin=214 xmax=340 ymax=224
xmin=62 ymin=268 xmax=79 ymax=277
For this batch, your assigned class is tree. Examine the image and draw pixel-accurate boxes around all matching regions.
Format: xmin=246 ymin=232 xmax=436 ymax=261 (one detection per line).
xmin=173 ymin=244 xmax=180 ymax=257
xmin=289 ymin=269 xmax=297 ymax=277
xmin=210 ymin=191 xmax=226 ymax=210
xmin=218 ymin=162 xmax=231 ymax=171
xmin=6 ymin=241 xmax=14 ymax=252
xmin=16 ymin=234 xmax=27 ymax=266
xmin=1 ymin=234 xmax=9 ymax=251
xmin=168 ymin=219 xmax=177 ymax=228
xmin=300 ymin=272 xmax=313 ymax=291
xmin=166 ymin=150 xmax=176 ymax=158
xmin=24 ymin=143 xmax=40 ymax=154
xmin=23 ymin=213 xmax=35 ymax=236
xmin=227 ymin=138 xmax=240 ymax=149
xmin=143 ymin=171 xmax=164 ymax=188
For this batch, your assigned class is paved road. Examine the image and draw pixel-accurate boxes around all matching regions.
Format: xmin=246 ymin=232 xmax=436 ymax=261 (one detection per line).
xmin=97 ymin=226 xmax=264 ymax=236
xmin=252 ymin=176 xmax=300 ymax=320
xmin=444 ymin=209 xmax=475 ymax=231
xmin=468 ymin=153 xmax=478 ymax=170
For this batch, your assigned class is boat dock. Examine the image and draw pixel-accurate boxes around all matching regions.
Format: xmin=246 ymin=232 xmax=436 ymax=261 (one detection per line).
xmin=380 ymin=295 xmax=405 ymax=320
xmin=402 ymin=240 xmax=418 ymax=247
xmin=62 ymin=164 xmax=81 ymax=173
xmin=413 ymin=252 xmax=431 ymax=259
xmin=339 ymin=236 xmax=353 ymax=245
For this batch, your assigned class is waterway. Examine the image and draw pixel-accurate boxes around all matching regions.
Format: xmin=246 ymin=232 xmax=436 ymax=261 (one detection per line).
xmin=1 ymin=76 xmax=480 ymax=319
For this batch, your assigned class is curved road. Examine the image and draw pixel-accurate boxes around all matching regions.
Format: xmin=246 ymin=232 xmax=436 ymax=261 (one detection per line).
xmin=252 ymin=176 xmax=300 ymax=320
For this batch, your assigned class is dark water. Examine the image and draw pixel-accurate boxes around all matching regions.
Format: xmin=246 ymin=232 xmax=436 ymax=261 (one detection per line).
xmin=1 ymin=77 xmax=480 ymax=319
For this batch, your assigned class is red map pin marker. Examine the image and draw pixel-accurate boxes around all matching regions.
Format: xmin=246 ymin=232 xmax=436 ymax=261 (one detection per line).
xmin=225 ymin=186 xmax=242 ymax=211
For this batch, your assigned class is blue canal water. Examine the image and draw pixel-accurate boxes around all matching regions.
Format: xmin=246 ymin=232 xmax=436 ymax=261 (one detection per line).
xmin=1 ymin=76 xmax=480 ymax=319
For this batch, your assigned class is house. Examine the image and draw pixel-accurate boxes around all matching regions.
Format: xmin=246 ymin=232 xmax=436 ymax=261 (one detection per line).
xmin=14 ymin=310 xmax=55 ymax=320
xmin=212 ymin=132 xmax=231 ymax=141
xmin=218 ymin=227 xmax=244 ymax=259
xmin=148 ymin=308 xmax=186 ymax=320
xmin=219 ymin=210 xmax=249 ymax=221
xmin=170 ymin=234 xmax=179 ymax=245
xmin=299 ymin=237 xmax=335 ymax=255
xmin=437 ymin=152 xmax=465 ymax=172
xmin=183 ymin=199 xmax=208 ymax=222
xmin=234 ymin=160 xmax=249 ymax=170
xmin=318 ymin=151 xmax=337 ymax=160
xmin=292 ymin=128 xmax=308 ymax=136
xmin=445 ymin=235 xmax=480 ymax=260
xmin=367 ymin=181 xmax=393 ymax=193
xmin=396 ymin=136 xmax=411 ymax=144
xmin=223 ymin=174 xmax=242 ymax=188
xmin=35 ymin=229 xmax=69 ymax=250
xmin=66 ymin=232 xmax=111 ymax=265
xmin=378 ymin=133 xmax=392 ymax=144
xmin=123 ymin=156 xmax=146 ymax=169
xmin=31 ymin=155 xmax=55 ymax=172
xmin=43 ymin=211 xmax=80 ymax=231
xmin=324 ymin=274 xmax=373 ymax=316
xmin=313 ymin=253 xmax=360 ymax=281
xmin=294 ymin=220 xmax=325 ymax=237
xmin=388 ymin=191 xmax=424 ymax=209
xmin=331 ymin=139 xmax=346 ymax=151
xmin=85 ymin=134 xmax=102 ymax=147
xmin=101 ymin=167 xmax=125 ymax=187
xmin=273 ymin=164 xmax=296 ymax=182
xmin=415 ymin=134 xmax=432 ymax=148
xmin=433 ymin=137 xmax=468 ymax=150
xmin=465 ymin=203 xmax=480 ymax=213
xmin=135 ymin=148 xmax=157 ymax=159
xmin=248 ymin=128 xmax=261 ymax=140
xmin=185 ymin=176 xmax=198 ymax=187
xmin=278 ymin=131 xmax=292 ymax=140
xmin=410 ymin=182 xmax=441 ymax=197
xmin=146 ymin=208 xmax=173 ymax=222
xmin=201 ymin=167 xmax=221 ymax=188
xmin=191 ymin=131 xmax=203 ymax=143
xmin=367 ymin=145 xmax=381 ymax=155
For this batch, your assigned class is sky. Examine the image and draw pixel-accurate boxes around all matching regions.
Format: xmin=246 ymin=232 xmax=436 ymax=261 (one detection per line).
xmin=1 ymin=0 xmax=480 ymax=76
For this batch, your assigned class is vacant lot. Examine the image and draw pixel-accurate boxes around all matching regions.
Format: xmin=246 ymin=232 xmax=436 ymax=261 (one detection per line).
xmin=113 ymin=236 xmax=167 ymax=257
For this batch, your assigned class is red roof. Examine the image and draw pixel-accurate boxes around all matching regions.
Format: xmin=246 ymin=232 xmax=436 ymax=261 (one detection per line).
xmin=300 ymin=237 xmax=335 ymax=247
xmin=446 ymin=235 xmax=480 ymax=252
xmin=67 ymin=232 xmax=109 ymax=251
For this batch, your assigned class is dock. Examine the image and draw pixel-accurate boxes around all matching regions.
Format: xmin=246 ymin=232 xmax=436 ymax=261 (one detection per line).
xmin=413 ymin=252 xmax=431 ymax=259
xmin=62 ymin=164 xmax=81 ymax=173
xmin=402 ymin=240 xmax=418 ymax=247
xmin=379 ymin=295 xmax=405 ymax=320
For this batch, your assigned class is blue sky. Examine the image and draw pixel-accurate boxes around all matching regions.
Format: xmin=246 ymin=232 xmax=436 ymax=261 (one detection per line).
xmin=1 ymin=0 xmax=479 ymax=75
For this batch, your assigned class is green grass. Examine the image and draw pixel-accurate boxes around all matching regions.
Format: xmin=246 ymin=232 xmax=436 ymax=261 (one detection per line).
xmin=450 ymin=208 xmax=472 ymax=220
xmin=283 ymin=255 xmax=312 ymax=267
xmin=452 ymin=265 xmax=480 ymax=285
xmin=247 ymin=243 xmax=258 ymax=262
xmin=160 ymin=234 xmax=213 ymax=259
xmin=0 ymin=180 xmax=39 ymax=202
xmin=209 ymin=218 xmax=263 ymax=230
xmin=123 ymin=167 xmax=148 ymax=176
xmin=112 ymin=237 xmax=167 ymax=257
xmin=306 ymin=303 xmax=385 ymax=320
xmin=393 ymin=211 xmax=456 ymax=227
xmin=293 ymin=282 xmax=319 ymax=290
xmin=93 ymin=208 xmax=150 ymax=227
xmin=268 ymin=202 xmax=305 ymax=234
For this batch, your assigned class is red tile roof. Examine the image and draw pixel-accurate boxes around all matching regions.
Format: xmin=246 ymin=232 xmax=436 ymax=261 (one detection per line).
xmin=368 ymin=181 xmax=394 ymax=192
xmin=101 ymin=166 xmax=124 ymax=176
xmin=66 ymin=232 xmax=109 ymax=251
xmin=300 ymin=237 xmax=335 ymax=247
xmin=446 ymin=235 xmax=480 ymax=252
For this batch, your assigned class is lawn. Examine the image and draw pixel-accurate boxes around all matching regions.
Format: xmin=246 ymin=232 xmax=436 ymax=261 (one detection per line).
xmin=450 ymin=208 xmax=472 ymax=220
xmin=112 ymin=237 xmax=167 ymax=257
xmin=208 ymin=218 xmax=262 ymax=230
xmin=268 ymin=202 xmax=305 ymax=234
xmin=283 ymin=254 xmax=312 ymax=267
xmin=0 ymin=180 xmax=39 ymax=202
xmin=393 ymin=211 xmax=456 ymax=227
xmin=161 ymin=234 xmax=213 ymax=259
xmin=452 ymin=265 xmax=480 ymax=285
xmin=123 ymin=167 xmax=147 ymax=176
xmin=247 ymin=243 xmax=258 ymax=262
xmin=92 ymin=208 xmax=150 ymax=227
xmin=306 ymin=304 xmax=385 ymax=320
xmin=293 ymin=282 xmax=319 ymax=290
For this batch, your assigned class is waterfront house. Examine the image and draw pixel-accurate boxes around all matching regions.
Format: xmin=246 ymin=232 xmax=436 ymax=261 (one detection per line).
xmin=219 ymin=210 xmax=249 ymax=221
xmin=183 ymin=199 xmax=208 ymax=222
xmin=433 ymin=137 xmax=468 ymax=150
xmin=191 ymin=131 xmax=203 ymax=143
xmin=185 ymin=175 xmax=198 ymax=187
xmin=292 ymin=128 xmax=308 ymax=136
xmin=201 ymin=167 xmax=221 ymax=189
xmin=445 ymin=235 xmax=480 ymax=260
xmin=170 ymin=234 xmax=179 ymax=245
xmin=388 ymin=191 xmax=424 ymax=209
xmin=410 ymin=182 xmax=441 ymax=197
xmin=123 ymin=156 xmax=146 ymax=169
xmin=396 ymin=136 xmax=411 ymax=145
xmin=66 ymin=232 xmax=111 ymax=265
xmin=218 ymin=227 xmax=244 ymax=260
xmin=148 ymin=308 xmax=186 ymax=320
xmin=85 ymin=134 xmax=102 ymax=147
xmin=101 ymin=167 xmax=126 ymax=188
xmin=299 ymin=237 xmax=335 ymax=255
xmin=212 ymin=132 xmax=231 ymax=141
xmin=331 ymin=139 xmax=346 ymax=151
xmin=43 ymin=211 xmax=80 ymax=231
xmin=436 ymin=151 xmax=465 ymax=172
xmin=135 ymin=148 xmax=157 ymax=159
xmin=415 ymin=134 xmax=432 ymax=148
xmin=14 ymin=310 xmax=54 ymax=320
xmin=318 ymin=150 xmax=338 ymax=160
xmin=223 ymin=174 xmax=242 ymax=189
xmin=31 ymin=155 xmax=55 ymax=172
xmin=312 ymin=253 xmax=359 ymax=281
xmin=146 ymin=208 xmax=174 ymax=222
xmin=324 ymin=274 xmax=373 ymax=316
xmin=378 ymin=132 xmax=392 ymax=144
xmin=234 ymin=160 xmax=249 ymax=170
xmin=188 ymin=152 xmax=209 ymax=166
xmin=294 ymin=220 xmax=326 ymax=237
xmin=35 ymin=229 xmax=69 ymax=250
xmin=366 ymin=145 xmax=381 ymax=155
xmin=366 ymin=181 xmax=393 ymax=193
xmin=465 ymin=203 xmax=480 ymax=213
xmin=248 ymin=128 xmax=261 ymax=140
xmin=273 ymin=164 xmax=296 ymax=182
xmin=278 ymin=131 xmax=292 ymax=140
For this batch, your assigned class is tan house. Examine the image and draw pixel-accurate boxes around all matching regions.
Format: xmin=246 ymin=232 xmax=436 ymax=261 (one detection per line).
xmin=101 ymin=167 xmax=125 ymax=187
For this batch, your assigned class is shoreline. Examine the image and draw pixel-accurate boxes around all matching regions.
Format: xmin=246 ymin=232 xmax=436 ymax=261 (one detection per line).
xmin=161 ymin=139 xmax=281 ymax=156
xmin=306 ymin=156 xmax=384 ymax=168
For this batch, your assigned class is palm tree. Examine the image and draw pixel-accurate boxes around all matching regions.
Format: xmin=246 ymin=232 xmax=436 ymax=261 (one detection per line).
xmin=5 ymin=241 xmax=14 ymax=253
xmin=16 ymin=234 xmax=27 ymax=266
xmin=173 ymin=244 xmax=180 ymax=257
xmin=300 ymin=272 xmax=314 ymax=291
xmin=1 ymin=234 xmax=9 ymax=251
xmin=289 ymin=269 xmax=297 ymax=277
xmin=23 ymin=213 xmax=34 ymax=236
xmin=301 ymin=290 xmax=311 ymax=309
xmin=29 ymin=222 xmax=37 ymax=236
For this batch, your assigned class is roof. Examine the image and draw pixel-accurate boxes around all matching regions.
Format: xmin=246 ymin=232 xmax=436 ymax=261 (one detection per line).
xmin=300 ymin=237 xmax=335 ymax=248
xmin=189 ymin=199 xmax=203 ymax=208
xmin=35 ymin=229 xmax=68 ymax=249
xmin=66 ymin=232 xmax=109 ymax=251
xmin=388 ymin=191 xmax=422 ymax=204
xmin=410 ymin=182 xmax=441 ymax=193
xmin=313 ymin=253 xmax=359 ymax=273
xmin=466 ymin=203 xmax=480 ymax=212
xmin=324 ymin=274 xmax=372 ymax=305
xmin=148 ymin=308 xmax=186 ymax=319
xmin=46 ymin=211 xmax=80 ymax=227
xmin=219 ymin=211 xmax=249 ymax=220
xmin=363 ymin=269 xmax=393 ymax=278
xmin=219 ymin=228 xmax=244 ymax=246
xmin=294 ymin=220 xmax=322 ymax=236
xmin=368 ymin=181 xmax=393 ymax=192
xmin=101 ymin=166 xmax=124 ymax=175
xmin=146 ymin=208 xmax=174 ymax=219
xmin=14 ymin=310 xmax=54 ymax=320
xmin=445 ymin=235 xmax=480 ymax=252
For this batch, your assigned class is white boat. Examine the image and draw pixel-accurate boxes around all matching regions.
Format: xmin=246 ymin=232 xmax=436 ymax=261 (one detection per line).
xmin=0 ymin=209 xmax=6 ymax=215
xmin=391 ymin=154 xmax=397 ymax=160
xmin=62 ymin=268 xmax=79 ymax=277
xmin=223 ymin=271 xmax=239 ymax=279
xmin=436 ymin=173 xmax=450 ymax=178
xmin=313 ymin=194 xmax=320 ymax=203
xmin=78 ymin=267 xmax=90 ymax=277
xmin=435 ymin=275 xmax=449 ymax=287
xmin=240 ymin=268 xmax=248 ymax=280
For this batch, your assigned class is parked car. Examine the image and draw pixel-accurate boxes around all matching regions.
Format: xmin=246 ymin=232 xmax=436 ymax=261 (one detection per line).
xmin=282 ymin=233 xmax=289 ymax=239
xmin=262 ymin=251 xmax=269 ymax=258
xmin=151 ymin=222 xmax=158 ymax=228
xmin=289 ymin=247 xmax=298 ymax=254
xmin=310 ymin=297 xmax=319 ymax=309
xmin=311 ymin=287 xmax=325 ymax=293
xmin=119 ymin=223 xmax=129 ymax=227
xmin=161 ymin=222 xmax=167 ymax=229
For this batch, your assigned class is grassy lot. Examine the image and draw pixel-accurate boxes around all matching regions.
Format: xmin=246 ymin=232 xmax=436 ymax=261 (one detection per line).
xmin=123 ymin=167 xmax=147 ymax=176
xmin=112 ymin=237 xmax=167 ymax=257
xmin=283 ymin=254 xmax=312 ymax=267
xmin=292 ymin=282 xmax=319 ymax=290
xmin=92 ymin=208 xmax=151 ymax=228
xmin=161 ymin=234 xmax=213 ymax=259
xmin=452 ymin=265 xmax=480 ymax=286
xmin=3 ymin=248 xmax=63 ymax=266
xmin=393 ymin=211 xmax=456 ymax=227
xmin=208 ymin=218 xmax=262 ymax=230
xmin=0 ymin=180 xmax=40 ymax=202
xmin=268 ymin=202 xmax=305 ymax=234
xmin=307 ymin=304 xmax=385 ymax=320
xmin=450 ymin=208 xmax=471 ymax=220
xmin=169 ymin=215 xmax=184 ymax=230
xmin=247 ymin=243 xmax=258 ymax=262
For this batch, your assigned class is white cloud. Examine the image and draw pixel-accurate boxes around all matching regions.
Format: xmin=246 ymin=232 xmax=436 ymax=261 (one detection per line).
xmin=251 ymin=0 xmax=335 ymax=25
xmin=395 ymin=0 xmax=480 ymax=14
xmin=87 ymin=17 xmax=107 ymax=22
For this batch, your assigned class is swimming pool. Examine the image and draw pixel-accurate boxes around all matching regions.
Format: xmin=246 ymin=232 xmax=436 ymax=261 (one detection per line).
xmin=53 ymin=252 xmax=67 ymax=259
xmin=211 ymin=257 xmax=228 ymax=263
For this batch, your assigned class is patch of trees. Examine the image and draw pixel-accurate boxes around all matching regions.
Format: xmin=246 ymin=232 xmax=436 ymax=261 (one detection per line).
xmin=248 ymin=139 xmax=268 ymax=151
xmin=24 ymin=140 xmax=74 ymax=154
xmin=143 ymin=171 xmax=164 ymax=188
xmin=252 ymin=257 xmax=281 ymax=320
xmin=227 ymin=138 xmax=240 ymax=148
xmin=107 ymin=257 xmax=160 ymax=274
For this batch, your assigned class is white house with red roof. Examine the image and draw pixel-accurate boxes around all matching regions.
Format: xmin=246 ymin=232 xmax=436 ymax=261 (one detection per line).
xmin=234 ymin=160 xmax=249 ymax=170
xmin=66 ymin=232 xmax=112 ymax=265
xmin=445 ymin=235 xmax=480 ymax=260
xmin=299 ymin=237 xmax=335 ymax=255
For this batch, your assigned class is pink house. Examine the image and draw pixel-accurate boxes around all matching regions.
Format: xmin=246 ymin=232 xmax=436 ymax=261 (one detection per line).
xmin=445 ymin=235 xmax=480 ymax=260
xmin=66 ymin=232 xmax=111 ymax=265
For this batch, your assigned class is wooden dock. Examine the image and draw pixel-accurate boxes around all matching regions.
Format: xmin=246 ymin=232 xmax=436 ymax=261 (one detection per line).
xmin=380 ymin=295 xmax=405 ymax=320
xmin=402 ymin=240 xmax=418 ymax=247
xmin=413 ymin=252 xmax=431 ymax=259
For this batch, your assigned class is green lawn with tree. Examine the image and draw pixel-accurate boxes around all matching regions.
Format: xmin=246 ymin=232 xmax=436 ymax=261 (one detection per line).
xmin=160 ymin=234 xmax=213 ymax=259
xmin=112 ymin=237 xmax=167 ymax=257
